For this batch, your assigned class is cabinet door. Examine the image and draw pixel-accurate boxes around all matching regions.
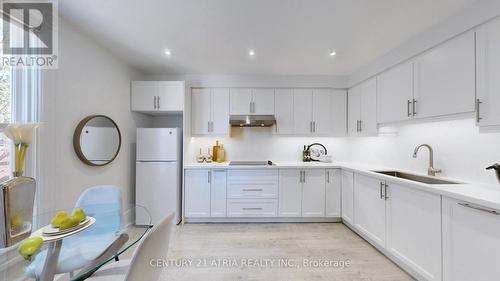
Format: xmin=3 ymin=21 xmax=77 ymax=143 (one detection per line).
xmin=210 ymin=170 xmax=227 ymax=217
xmin=312 ymin=89 xmax=333 ymax=135
xmin=341 ymin=170 xmax=354 ymax=224
xmin=377 ymin=61 xmax=414 ymax=123
xmin=157 ymin=81 xmax=184 ymax=111
xmin=293 ymin=89 xmax=313 ymax=134
xmin=354 ymin=173 xmax=386 ymax=247
xmin=386 ymin=182 xmax=442 ymax=281
xmin=252 ymin=89 xmax=275 ymax=115
xmin=348 ymin=85 xmax=361 ymax=137
xmin=191 ymin=88 xmax=211 ymax=135
xmin=278 ymin=169 xmax=302 ymax=217
xmin=211 ymin=88 xmax=230 ymax=135
xmin=184 ymin=169 xmax=211 ymax=217
xmin=131 ymin=81 xmax=157 ymax=111
xmin=275 ymin=89 xmax=294 ymax=134
xmin=325 ymin=169 xmax=341 ymax=217
xmin=360 ymin=78 xmax=378 ymax=136
xmin=414 ymin=32 xmax=475 ymax=118
xmin=476 ymin=18 xmax=500 ymax=127
xmin=302 ymin=169 xmax=326 ymax=217
xmin=442 ymin=197 xmax=500 ymax=281
xmin=230 ymin=88 xmax=252 ymax=114
xmin=331 ymin=90 xmax=347 ymax=136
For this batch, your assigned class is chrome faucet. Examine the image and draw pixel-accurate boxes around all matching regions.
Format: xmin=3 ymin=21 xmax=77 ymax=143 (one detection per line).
xmin=413 ymin=144 xmax=442 ymax=176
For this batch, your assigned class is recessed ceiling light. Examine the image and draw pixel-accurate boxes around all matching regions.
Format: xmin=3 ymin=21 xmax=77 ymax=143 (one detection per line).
xmin=249 ymin=50 xmax=256 ymax=56
xmin=329 ymin=51 xmax=337 ymax=57
xmin=164 ymin=49 xmax=172 ymax=56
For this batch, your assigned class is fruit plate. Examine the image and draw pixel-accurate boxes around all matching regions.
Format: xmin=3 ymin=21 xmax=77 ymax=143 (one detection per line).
xmin=42 ymin=217 xmax=93 ymax=236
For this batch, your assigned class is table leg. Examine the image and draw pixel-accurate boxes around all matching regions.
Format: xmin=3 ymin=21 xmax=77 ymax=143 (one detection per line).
xmin=38 ymin=239 xmax=62 ymax=281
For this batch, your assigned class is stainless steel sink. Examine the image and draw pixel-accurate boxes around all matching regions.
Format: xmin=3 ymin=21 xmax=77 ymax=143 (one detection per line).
xmin=372 ymin=171 xmax=461 ymax=185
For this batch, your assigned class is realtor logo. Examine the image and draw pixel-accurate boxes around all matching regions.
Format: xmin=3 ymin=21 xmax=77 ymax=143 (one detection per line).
xmin=1 ymin=0 xmax=58 ymax=68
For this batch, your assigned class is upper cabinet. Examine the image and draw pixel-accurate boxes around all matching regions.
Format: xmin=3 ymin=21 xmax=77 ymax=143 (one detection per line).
xmin=348 ymin=78 xmax=377 ymax=137
xmin=377 ymin=61 xmax=414 ymax=124
xmin=413 ymin=32 xmax=475 ymax=119
xmin=131 ymin=81 xmax=185 ymax=113
xmin=191 ymin=88 xmax=230 ymax=136
xmin=230 ymin=88 xmax=275 ymax=115
xmin=476 ymin=17 xmax=500 ymax=128
xmin=275 ymin=89 xmax=347 ymax=136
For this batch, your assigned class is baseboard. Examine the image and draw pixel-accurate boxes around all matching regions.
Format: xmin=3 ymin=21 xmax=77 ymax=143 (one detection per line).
xmin=184 ymin=217 xmax=342 ymax=223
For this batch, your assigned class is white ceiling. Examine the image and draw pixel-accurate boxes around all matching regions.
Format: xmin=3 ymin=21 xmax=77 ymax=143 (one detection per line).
xmin=59 ymin=0 xmax=478 ymax=75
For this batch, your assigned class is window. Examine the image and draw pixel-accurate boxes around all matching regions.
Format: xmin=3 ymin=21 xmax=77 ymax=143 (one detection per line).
xmin=0 ymin=65 xmax=12 ymax=182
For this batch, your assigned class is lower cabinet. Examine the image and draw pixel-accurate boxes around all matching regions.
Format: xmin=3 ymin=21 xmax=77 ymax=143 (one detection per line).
xmin=354 ymin=173 xmax=387 ymax=247
xmin=302 ymin=169 xmax=326 ymax=217
xmin=442 ymin=197 xmax=500 ymax=281
xmin=210 ymin=169 xmax=227 ymax=217
xmin=341 ymin=170 xmax=354 ymax=224
xmin=278 ymin=169 xmax=302 ymax=217
xmin=184 ymin=169 xmax=211 ymax=217
xmin=325 ymin=169 xmax=341 ymax=217
xmin=386 ymin=182 xmax=442 ymax=281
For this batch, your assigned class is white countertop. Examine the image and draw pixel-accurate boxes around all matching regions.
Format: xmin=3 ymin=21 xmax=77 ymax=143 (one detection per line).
xmin=184 ymin=161 xmax=500 ymax=211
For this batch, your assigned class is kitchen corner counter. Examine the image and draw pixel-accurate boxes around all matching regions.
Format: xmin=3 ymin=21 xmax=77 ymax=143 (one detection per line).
xmin=184 ymin=161 xmax=500 ymax=211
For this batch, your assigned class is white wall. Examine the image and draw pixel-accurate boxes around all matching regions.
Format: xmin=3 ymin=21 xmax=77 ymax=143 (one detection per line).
xmin=187 ymin=128 xmax=351 ymax=163
xmin=39 ymin=17 xmax=150 ymax=211
xmin=351 ymin=119 xmax=500 ymax=185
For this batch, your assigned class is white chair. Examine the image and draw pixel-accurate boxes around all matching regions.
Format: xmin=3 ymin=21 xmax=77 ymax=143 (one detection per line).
xmin=86 ymin=213 xmax=174 ymax=281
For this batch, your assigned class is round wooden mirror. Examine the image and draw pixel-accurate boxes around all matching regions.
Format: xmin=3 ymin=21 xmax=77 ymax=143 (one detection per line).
xmin=73 ymin=115 xmax=121 ymax=166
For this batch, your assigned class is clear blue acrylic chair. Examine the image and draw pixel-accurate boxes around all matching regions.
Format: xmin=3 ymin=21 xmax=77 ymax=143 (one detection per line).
xmin=25 ymin=185 xmax=128 ymax=279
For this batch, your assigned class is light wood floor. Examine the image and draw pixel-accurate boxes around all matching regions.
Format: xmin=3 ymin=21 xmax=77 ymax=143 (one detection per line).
xmin=158 ymin=223 xmax=414 ymax=281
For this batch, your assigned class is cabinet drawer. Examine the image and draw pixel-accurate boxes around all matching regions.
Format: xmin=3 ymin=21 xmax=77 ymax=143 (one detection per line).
xmin=228 ymin=183 xmax=278 ymax=199
xmin=227 ymin=169 xmax=279 ymax=183
xmin=227 ymin=199 xmax=278 ymax=217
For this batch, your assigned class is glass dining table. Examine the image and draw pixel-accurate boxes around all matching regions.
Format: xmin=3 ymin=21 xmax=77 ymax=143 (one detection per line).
xmin=5 ymin=204 xmax=151 ymax=281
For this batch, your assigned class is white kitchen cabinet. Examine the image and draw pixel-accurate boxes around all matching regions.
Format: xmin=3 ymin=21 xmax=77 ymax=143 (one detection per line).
xmin=341 ymin=170 xmax=354 ymax=224
xmin=413 ymin=32 xmax=475 ymax=119
xmin=348 ymin=78 xmax=377 ymax=136
xmin=325 ymin=169 xmax=341 ymax=217
xmin=191 ymin=88 xmax=229 ymax=135
xmin=312 ymin=89 xmax=347 ymax=135
xmin=184 ymin=169 xmax=211 ymax=217
xmin=386 ymin=182 xmax=442 ymax=281
xmin=278 ymin=169 xmax=302 ymax=217
xmin=302 ymin=169 xmax=326 ymax=217
xmin=476 ymin=17 xmax=500 ymax=127
xmin=293 ymin=89 xmax=314 ymax=134
xmin=330 ymin=90 xmax=348 ymax=136
xmin=210 ymin=169 xmax=227 ymax=217
xmin=354 ymin=173 xmax=386 ymax=247
xmin=131 ymin=81 xmax=184 ymax=112
xmin=274 ymin=89 xmax=294 ymax=134
xmin=377 ymin=61 xmax=414 ymax=123
xmin=230 ymin=88 xmax=274 ymax=115
xmin=442 ymin=197 xmax=500 ymax=281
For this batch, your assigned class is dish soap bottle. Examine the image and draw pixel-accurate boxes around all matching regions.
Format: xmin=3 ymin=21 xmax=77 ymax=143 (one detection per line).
xmin=302 ymin=145 xmax=308 ymax=162
xmin=216 ymin=144 xmax=225 ymax=163
xmin=196 ymin=148 xmax=204 ymax=163
xmin=212 ymin=140 xmax=220 ymax=162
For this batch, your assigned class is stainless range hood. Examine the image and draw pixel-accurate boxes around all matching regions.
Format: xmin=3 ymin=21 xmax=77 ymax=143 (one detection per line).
xmin=229 ymin=115 xmax=276 ymax=127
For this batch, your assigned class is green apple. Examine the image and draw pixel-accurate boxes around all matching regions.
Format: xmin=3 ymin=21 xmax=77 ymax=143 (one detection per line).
xmin=72 ymin=208 xmax=87 ymax=222
xmin=59 ymin=217 xmax=80 ymax=230
xmin=51 ymin=211 xmax=69 ymax=228
xmin=18 ymin=236 xmax=43 ymax=260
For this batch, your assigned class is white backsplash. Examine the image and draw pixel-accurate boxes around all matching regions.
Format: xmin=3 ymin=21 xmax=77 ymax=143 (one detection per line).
xmin=186 ymin=127 xmax=351 ymax=163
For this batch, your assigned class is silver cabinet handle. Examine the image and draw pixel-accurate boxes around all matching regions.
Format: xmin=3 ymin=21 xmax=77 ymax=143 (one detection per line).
xmin=153 ymin=96 xmax=157 ymax=109
xmin=356 ymin=120 xmax=359 ymax=132
xmin=242 ymin=188 xmax=263 ymax=192
xmin=380 ymin=182 xmax=384 ymax=199
xmin=407 ymin=100 xmax=412 ymax=117
xmin=157 ymin=96 xmax=160 ymax=109
xmin=243 ymin=207 xmax=263 ymax=211
xmin=210 ymin=121 xmax=213 ymax=132
xmin=207 ymin=121 xmax=211 ymax=133
xmin=476 ymin=99 xmax=483 ymax=123
xmin=303 ymin=170 xmax=306 ymax=183
xmin=249 ymin=102 xmax=252 ymax=113
xmin=299 ymin=171 xmax=303 ymax=183
xmin=326 ymin=171 xmax=330 ymax=183
xmin=252 ymin=102 xmax=255 ymax=113
xmin=313 ymin=121 xmax=316 ymax=132
xmin=412 ymin=99 xmax=417 ymax=116
xmin=384 ymin=183 xmax=389 ymax=200
xmin=458 ymin=202 xmax=499 ymax=215
xmin=208 ymin=171 xmax=211 ymax=183
xmin=359 ymin=120 xmax=362 ymax=132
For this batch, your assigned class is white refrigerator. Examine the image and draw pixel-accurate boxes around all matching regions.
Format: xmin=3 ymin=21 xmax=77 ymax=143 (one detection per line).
xmin=136 ymin=128 xmax=182 ymax=225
